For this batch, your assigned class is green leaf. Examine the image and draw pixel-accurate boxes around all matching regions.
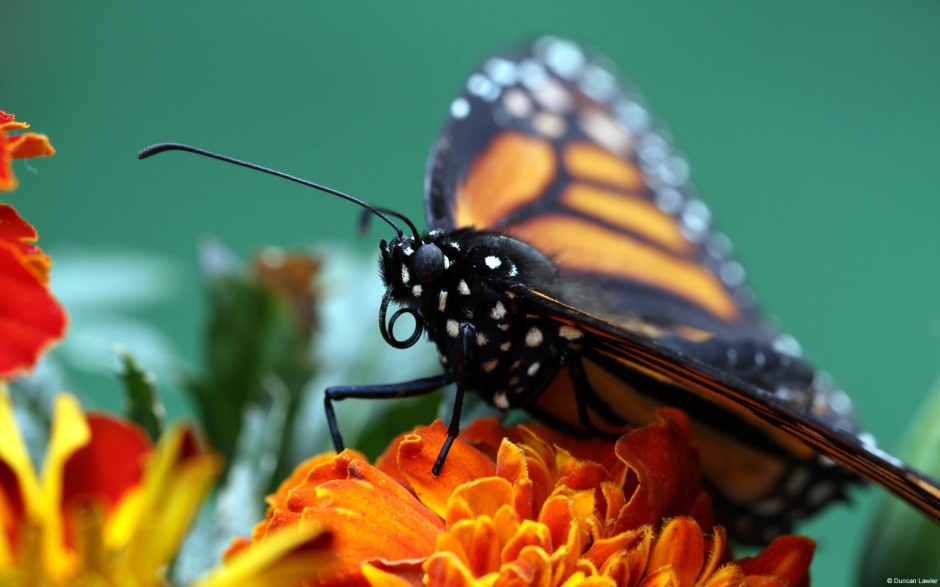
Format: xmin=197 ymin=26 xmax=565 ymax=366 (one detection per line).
xmin=117 ymin=348 xmax=165 ymax=441
xmin=186 ymin=241 xmax=316 ymax=489
xmin=860 ymin=378 xmax=940 ymax=579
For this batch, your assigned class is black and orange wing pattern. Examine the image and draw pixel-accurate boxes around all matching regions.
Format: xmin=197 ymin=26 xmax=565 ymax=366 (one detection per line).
xmin=424 ymin=37 xmax=940 ymax=540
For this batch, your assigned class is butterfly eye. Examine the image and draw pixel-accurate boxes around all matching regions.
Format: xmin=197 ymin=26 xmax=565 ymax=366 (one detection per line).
xmin=413 ymin=243 xmax=445 ymax=284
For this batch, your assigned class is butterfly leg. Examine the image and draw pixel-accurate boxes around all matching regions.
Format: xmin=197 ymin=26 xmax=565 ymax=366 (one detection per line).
xmin=324 ymin=373 xmax=454 ymax=453
xmin=431 ymin=322 xmax=476 ymax=475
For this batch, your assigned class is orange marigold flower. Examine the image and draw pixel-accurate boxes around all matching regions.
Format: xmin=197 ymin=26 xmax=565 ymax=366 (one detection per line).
xmin=1 ymin=110 xmax=55 ymax=192
xmin=234 ymin=409 xmax=816 ymax=586
xmin=0 ymin=203 xmax=67 ymax=379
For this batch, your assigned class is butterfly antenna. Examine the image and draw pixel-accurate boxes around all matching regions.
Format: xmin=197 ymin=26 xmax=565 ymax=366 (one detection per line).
xmin=138 ymin=142 xmax=405 ymax=238
xmin=358 ymin=207 xmax=420 ymax=241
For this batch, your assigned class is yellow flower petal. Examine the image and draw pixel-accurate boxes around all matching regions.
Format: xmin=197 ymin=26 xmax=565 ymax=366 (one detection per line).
xmin=193 ymin=524 xmax=334 ymax=587
xmin=114 ymin=424 xmax=221 ymax=584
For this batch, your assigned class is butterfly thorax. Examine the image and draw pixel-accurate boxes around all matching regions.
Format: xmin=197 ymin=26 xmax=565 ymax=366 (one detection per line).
xmin=380 ymin=228 xmax=582 ymax=409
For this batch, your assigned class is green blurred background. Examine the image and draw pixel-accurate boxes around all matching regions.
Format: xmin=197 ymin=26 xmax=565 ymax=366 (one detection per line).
xmin=4 ymin=2 xmax=940 ymax=584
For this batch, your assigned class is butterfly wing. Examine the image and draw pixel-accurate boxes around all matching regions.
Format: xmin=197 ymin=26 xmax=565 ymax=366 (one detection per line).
xmin=422 ymin=36 xmax=940 ymax=538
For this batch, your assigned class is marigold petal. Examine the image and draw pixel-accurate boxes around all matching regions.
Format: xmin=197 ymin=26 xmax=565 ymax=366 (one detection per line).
xmin=113 ymin=425 xmax=220 ymax=583
xmin=0 ymin=111 xmax=28 ymax=131
xmin=398 ymin=421 xmax=495 ymax=518
xmin=460 ymin=416 xmax=509 ymax=457
xmin=446 ymin=477 xmax=515 ymax=525
xmin=7 ymin=133 xmax=55 ymax=159
xmin=61 ymin=414 xmax=151 ymax=512
xmin=193 ymin=524 xmax=334 ymax=587
xmin=0 ymin=386 xmax=43 ymax=556
xmin=737 ymin=535 xmax=814 ymax=586
xmin=362 ymin=562 xmax=422 ymax=587
xmin=0 ymin=130 xmax=15 ymax=191
xmin=501 ymin=519 xmax=553 ymax=564
xmin=613 ymin=410 xmax=703 ymax=533
xmin=647 ymin=517 xmax=705 ymax=587
xmin=288 ymin=458 xmax=442 ymax=585
xmin=441 ymin=517 xmax=501 ymax=577
xmin=499 ymin=544 xmax=553 ymax=587
xmin=698 ymin=564 xmax=745 ymax=587
xmin=0 ymin=245 xmax=67 ymax=378
xmin=697 ymin=525 xmax=729 ymax=584
xmin=583 ymin=527 xmax=646 ymax=575
xmin=424 ymin=551 xmax=482 ymax=587
xmin=638 ymin=565 xmax=681 ymax=587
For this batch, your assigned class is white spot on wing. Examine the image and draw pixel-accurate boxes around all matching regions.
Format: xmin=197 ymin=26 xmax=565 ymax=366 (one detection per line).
xmin=500 ymin=341 xmax=511 ymax=351
xmin=450 ymin=97 xmax=470 ymax=119
xmin=476 ymin=333 xmax=488 ymax=346
xmin=438 ymin=290 xmax=448 ymax=312
xmin=539 ymin=37 xmax=586 ymax=79
xmin=446 ymin=319 xmax=459 ymax=338
xmin=559 ymin=325 xmax=583 ymax=340
xmin=457 ymin=280 xmax=471 ymax=295
xmin=527 ymin=362 xmax=541 ymax=376
xmin=485 ymin=255 xmax=502 ymax=269
xmin=484 ymin=57 xmax=518 ymax=86
xmin=467 ymin=73 xmax=500 ymax=102
xmin=503 ymin=88 xmax=533 ymax=118
xmin=483 ymin=359 xmax=499 ymax=373
xmin=491 ymin=301 xmax=507 ymax=320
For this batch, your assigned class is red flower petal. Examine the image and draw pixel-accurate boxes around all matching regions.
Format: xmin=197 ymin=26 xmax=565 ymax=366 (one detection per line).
xmin=61 ymin=414 xmax=152 ymax=510
xmin=0 ymin=129 xmax=15 ymax=192
xmin=613 ymin=409 xmax=703 ymax=533
xmin=738 ymin=535 xmax=815 ymax=587
xmin=7 ymin=133 xmax=56 ymax=159
xmin=0 ymin=244 xmax=67 ymax=378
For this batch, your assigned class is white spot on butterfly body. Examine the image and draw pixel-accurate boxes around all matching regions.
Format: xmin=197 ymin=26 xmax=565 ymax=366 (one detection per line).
xmin=412 ymin=285 xmax=423 ymax=297
xmin=493 ymin=391 xmax=510 ymax=409
xmin=491 ymin=301 xmax=507 ymax=320
xmin=400 ymin=266 xmax=410 ymax=284
xmin=450 ymin=98 xmax=470 ymax=119
xmin=457 ymin=280 xmax=471 ymax=295
xmin=403 ymin=246 xmax=414 ymax=256
xmin=446 ymin=319 xmax=459 ymax=338
xmin=484 ymin=256 xmax=502 ymax=269
xmin=525 ymin=327 xmax=543 ymax=347
xmin=438 ymin=290 xmax=448 ymax=312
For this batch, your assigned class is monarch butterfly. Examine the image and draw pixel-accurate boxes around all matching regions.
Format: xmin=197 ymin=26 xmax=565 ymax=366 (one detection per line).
xmin=140 ymin=36 xmax=940 ymax=543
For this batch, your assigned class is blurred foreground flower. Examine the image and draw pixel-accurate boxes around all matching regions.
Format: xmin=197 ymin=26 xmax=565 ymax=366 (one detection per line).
xmin=1 ymin=110 xmax=65 ymax=379
xmin=230 ymin=409 xmax=815 ymax=586
xmin=0 ymin=204 xmax=67 ymax=378
xmin=0 ymin=386 xmax=339 ymax=587
xmin=1 ymin=110 xmax=55 ymax=192
xmin=0 ymin=387 xmax=219 ymax=585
